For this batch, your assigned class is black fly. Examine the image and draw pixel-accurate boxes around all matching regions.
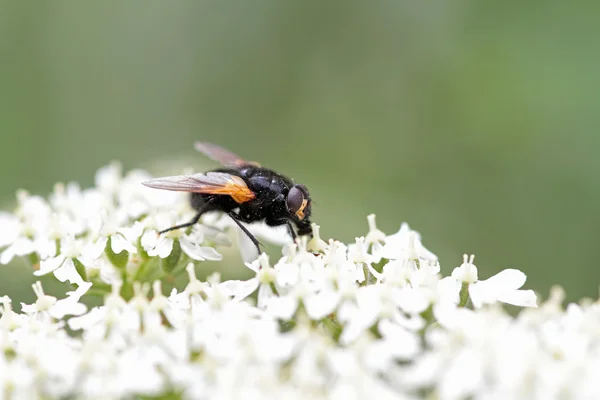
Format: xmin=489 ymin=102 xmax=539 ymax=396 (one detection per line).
xmin=142 ymin=142 xmax=313 ymax=254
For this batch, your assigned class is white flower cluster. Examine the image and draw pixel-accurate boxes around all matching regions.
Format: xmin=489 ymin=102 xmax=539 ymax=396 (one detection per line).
xmin=0 ymin=164 xmax=597 ymax=400
xmin=0 ymin=163 xmax=232 ymax=292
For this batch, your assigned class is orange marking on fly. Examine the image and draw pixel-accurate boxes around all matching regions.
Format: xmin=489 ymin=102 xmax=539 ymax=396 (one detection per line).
xmin=142 ymin=172 xmax=255 ymax=204
xmin=222 ymin=175 xmax=256 ymax=203
xmin=295 ymin=198 xmax=308 ymax=220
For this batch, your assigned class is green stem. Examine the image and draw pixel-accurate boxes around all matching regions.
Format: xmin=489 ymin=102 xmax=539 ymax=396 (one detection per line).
xmin=321 ymin=316 xmax=343 ymax=341
xmin=458 ymin=283 xmax=470 ymax=308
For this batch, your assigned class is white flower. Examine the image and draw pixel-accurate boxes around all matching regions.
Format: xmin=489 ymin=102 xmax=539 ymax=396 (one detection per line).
xmin=142 ymin=223 xmax=225 ymax=262
xmin=0 ymin=235 xmax=36 ymax=265
xmin=0 ymin=194 xmax=52 ymax=264
xmin=348 ymin=237 xmax=382 ymax=282
xmin=450 ymin=254 xmax=538 ymax=308
xmin=303 ymin=289 xmax=341 ymax=320
xmin=141 ymin=229 xmax=173 ymax=258
xmin=470 ymin=269 xmax=538 ymax=308
xmin=232 ymin=253 xmax=277 ymax=308
xmin=20 ymin=281 xmax=89 ymax=319
xmin=13 ymin=190 xmax=52 ymax=235
xmin=94 ymin=161 xmax=122 ymax=194
xmin=337 ymin=286 xmax=382 ymax=345
xmin=179 ymin=262 xmax=208 ymax=299
xmin=373 ymin=318 xmax=421 ymax=364
xmin=364 ymin=214 xmax=386 ymax=262
xmin=180 ymin=234 xmax=222 ymax=261
xmin=378 ymin=223 xmax=438 ymax=268
xmin=148 ymin=281 xmax=187 ymax=329
xmin=0 ymin=212 xmax=21 ymax=248
xmin=33 ymin=234 xmax=93 ymax=285
xmin=0 ymin=159 xmax=568 ymax=399
xmin=89 ymin=212 xmax=141 ymax=260
xmin=0 ymin=296 xmax=25 ymax=330
xmin=451 ymin=254 xmax=479 ymax=284
xmin=307 ymin=223 xmax=328 ymax=253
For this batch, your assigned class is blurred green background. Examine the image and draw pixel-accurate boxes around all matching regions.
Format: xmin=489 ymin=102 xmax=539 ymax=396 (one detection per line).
xmin=2 ymin=1 xmax=599 ymax=305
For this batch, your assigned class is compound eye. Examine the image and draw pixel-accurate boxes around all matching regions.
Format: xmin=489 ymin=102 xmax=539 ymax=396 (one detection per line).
xmin=287 ymin=185 xmax=308 ymax=220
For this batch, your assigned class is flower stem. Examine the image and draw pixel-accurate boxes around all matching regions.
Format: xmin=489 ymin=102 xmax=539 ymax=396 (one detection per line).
xmin=458 ymin=283 xmax=470 ymax=308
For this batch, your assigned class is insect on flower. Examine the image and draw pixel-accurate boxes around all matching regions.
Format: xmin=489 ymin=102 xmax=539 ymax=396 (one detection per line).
xmin=142 ymin=142 xmax=314 ymax=254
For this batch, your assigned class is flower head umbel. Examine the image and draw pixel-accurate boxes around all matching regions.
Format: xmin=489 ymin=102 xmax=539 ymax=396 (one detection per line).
xmin=1 ymin=162 xmax=594 ymax=400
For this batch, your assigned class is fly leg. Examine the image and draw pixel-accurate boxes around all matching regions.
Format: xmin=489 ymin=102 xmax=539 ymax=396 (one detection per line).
xmin=229 ymin=212 xmax=262 ymax=255
xmin=159 ymin=197 xmax=216 ymax=234
xmin=286 ymin=221 xmax=298 ymax=242
xmin=266 ymin=218 xmax=297 ymax=243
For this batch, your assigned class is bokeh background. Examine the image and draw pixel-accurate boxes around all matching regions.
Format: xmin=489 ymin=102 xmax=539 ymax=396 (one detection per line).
xmin=2 ymin=1 xmax=599 ymax=305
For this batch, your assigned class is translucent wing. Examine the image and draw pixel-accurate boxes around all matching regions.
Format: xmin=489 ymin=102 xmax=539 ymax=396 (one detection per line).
xmin=194 ymin=142 xmax=259 ymax=167
xmin=142 ymin=172 xmax=255 ymax=203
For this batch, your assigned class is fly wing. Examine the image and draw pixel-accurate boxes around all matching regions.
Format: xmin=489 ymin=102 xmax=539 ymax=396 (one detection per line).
xmin=142 ymin=172 xmax=256 ymax=203
xmin=194 ymin=142 xmax=260 ymax=167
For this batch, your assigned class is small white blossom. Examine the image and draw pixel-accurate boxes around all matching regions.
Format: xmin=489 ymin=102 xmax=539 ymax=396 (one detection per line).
xmin=364 ymin=214 xmax=386 ymax=262
xmin=180 ymin=235 xmax=222 ymax=261
xmin=470 ymin=268 xmax=538 ymax=308
xmin=0 ymin=212 xmax=21 ymax=248
xmin=450 ymin=254 xmax=538 ymax=308
xmin=451 ymin=254 xmax=479 ymax=283
xmin=34 ymin=234 xmax=91 ymax=285
xmin=378 ymin=223 xmax=438 ymax=268
xmin=236 ymin=253 xmax=277 ymax=308
xmin=21 ymin=281 xmax=90 ymax=319
xmin=307 ymin=223 xmax=328 ymax=253
xmin=141 ymin=229 xmax=174 ymax=258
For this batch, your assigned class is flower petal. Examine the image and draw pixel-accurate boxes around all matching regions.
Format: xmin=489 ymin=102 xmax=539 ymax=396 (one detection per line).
xmin=265 ymin=296 xmax=298 ymax=319
xmin=110 ymin=234 xmax=137 ymax=254
xmin=0 ymin=212 xmax=20 ymax=247
xmin=469 ymin=269 xmax=528 ymax=308
xmin=148 ymin=237 xmax=173 ymax=259
xmin=481 ymin=269 xmax=526 ymax=291
xmin=1 ymin=238 xmax=35 ymax=264
xmin=195 ymin=246 xmax=222 ymax=261
xmin=180 ymin=237 xmax=222 ymax=261
xmin=34 ymin=255 xmax=66 ymax=276
xmin=229 ymin=278 xmax=259 ymax=301
xmin=394 ymin=287 xmax=430 ymax=314
xmin=498 ymin=289 xmax=538 ymax=308
xmin=257 ymin=283 xmax=274 ymax=308
xmin=89 ymin=236 xmax=108 ymax=259
xmin=305 ymin=291 xmax=340 ymax=320
xmin=437 ymin=277 xmax=461 ymax=305
xmin=54 ymin=258 xmax=85 ymax=285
